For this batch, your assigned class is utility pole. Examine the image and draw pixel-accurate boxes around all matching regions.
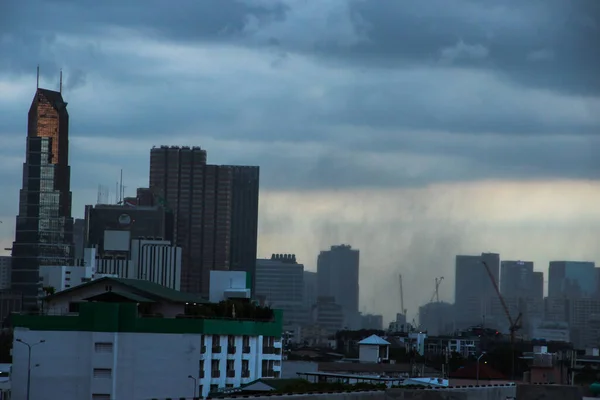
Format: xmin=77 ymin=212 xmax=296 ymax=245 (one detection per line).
xmin=16 ymin=338 xmax=45 ymax=400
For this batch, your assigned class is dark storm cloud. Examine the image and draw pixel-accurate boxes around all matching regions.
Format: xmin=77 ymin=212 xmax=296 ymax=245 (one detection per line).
xmin=2 ymin=0 xmax=599 ymax=95
xmin=0 ymin=0 xmax=599 ymax=192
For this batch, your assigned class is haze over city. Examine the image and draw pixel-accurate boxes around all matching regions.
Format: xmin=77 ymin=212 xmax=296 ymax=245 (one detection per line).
xmin=1 ymin=0 xmax=599 ymax=323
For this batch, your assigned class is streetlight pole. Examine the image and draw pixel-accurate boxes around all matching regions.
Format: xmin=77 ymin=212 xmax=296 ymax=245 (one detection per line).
xmin=188 ymin=375 xmax=197 ymax=398
xmin=16 ymin=339 xmax=45 ymax=400
xmin=476 ymin=352 xmax=486 ymax=385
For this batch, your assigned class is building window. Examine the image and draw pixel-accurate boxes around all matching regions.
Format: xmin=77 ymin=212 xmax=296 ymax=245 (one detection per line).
xmin=226 ymin=360 xmax=235 ymax=378
xmin=94 ymin=343 xmax=113 ymax=353
xmin=93 ymin=368 xmax=112 ymax=379
xmin=201 ymin=335 xmax=206 ymax=353
xmin=212 ymin=335 xmax=221 ymax=353
xmin=199 ymin=360 xmax=205 ymax=378
xmin=227 ymin=335 xmax=236 ymax=354
xmin=211 ymin=360 xmax=220 ymax=378
xmin=242 ymin=360 xmax=250 ymax=378
xmin=262 ymin=360 xmax=274 ymax=377
xmin=68 ymin=302 xmax=80 ymax=313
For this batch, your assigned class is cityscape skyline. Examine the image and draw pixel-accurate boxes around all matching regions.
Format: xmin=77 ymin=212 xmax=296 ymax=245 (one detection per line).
xmin=1 ymin=1 xmax=599 ymax=324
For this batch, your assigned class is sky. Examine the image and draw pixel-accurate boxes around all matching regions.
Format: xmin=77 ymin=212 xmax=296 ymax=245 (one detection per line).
xmin=0 ymin=0 xmax=599 ymax=323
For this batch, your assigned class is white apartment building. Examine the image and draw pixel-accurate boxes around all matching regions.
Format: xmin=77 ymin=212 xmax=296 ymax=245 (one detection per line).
xmin=95 ymin=238 xmax=182 ymax=290
xmin=11 ymin=279 xmax=283 ymax=400
xmin=39 ymin=248 xmax=117 ymax=293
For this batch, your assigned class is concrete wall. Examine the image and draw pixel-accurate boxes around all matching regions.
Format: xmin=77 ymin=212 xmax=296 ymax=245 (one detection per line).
xmin=12 ymin=328 xmax=282 ymax=400
xmin=517 ymin=384 xmax=582 ymax=400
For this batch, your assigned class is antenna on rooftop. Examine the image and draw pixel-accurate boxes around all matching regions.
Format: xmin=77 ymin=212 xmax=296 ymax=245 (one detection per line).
xmin=36 ymin=65 xmax=40 ymax=89
xmin=59 ymin=69 xmax=63 ymax=93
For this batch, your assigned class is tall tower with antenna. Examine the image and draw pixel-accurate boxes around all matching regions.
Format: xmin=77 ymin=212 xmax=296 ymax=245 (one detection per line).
xmin=11 ymin=69 xmax=74 ymax=306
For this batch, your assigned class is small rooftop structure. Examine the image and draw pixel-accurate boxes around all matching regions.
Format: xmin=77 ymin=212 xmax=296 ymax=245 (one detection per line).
xmin=358 ymin=334 xmax=390 ymax=363
xmin=359 ymin=334 xmax=391 ymax=346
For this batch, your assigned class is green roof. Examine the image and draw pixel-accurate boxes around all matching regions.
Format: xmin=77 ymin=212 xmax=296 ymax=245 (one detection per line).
xmin=84 ymin=291 xmax=155 ymax=303
xmin=11 ymin=302 xmax=283 ymax=336
xmin=45 ymin=277 xmax=205 ymax=304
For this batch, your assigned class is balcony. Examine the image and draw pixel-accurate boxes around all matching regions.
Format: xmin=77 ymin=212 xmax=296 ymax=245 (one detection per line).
xmin=242 ymin=370 xmax=250 ymax=378
xmin=212 ymin=346 xmax=222 ymax=353
xmin=263 ymin=346 xmax=275 ymax=354
xmin=242 ymin=346 xmax=251 ymax=354
xmin=211 ymin=370 xmax=221 ymax=378
xmin=227 ymin=370 xmax=235 ymax=378
xmin=227 ymin=346 xmax=236 ymax=354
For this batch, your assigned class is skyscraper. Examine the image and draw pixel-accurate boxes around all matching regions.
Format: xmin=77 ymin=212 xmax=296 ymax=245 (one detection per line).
xmin=149 ymin=146 xmax=259 ymax=297
xmin=454 ymin=252 xmax=500 ymax=328
xmin=227 ymin=166 xmax=259 ymax=292
xmin=317 ymin=244 xmax=360 ymax=329
xmin=11 ymin=87 xmax=74 ymax=306
xmin=548 ymin=261 xmax=596 ymax=299
xmin=500 ymin=260 xmax=534 ymax=298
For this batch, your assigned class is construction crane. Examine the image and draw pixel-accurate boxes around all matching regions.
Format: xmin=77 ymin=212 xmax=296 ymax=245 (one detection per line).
xmin=482 ymin=261 xmax=523 ymax=380
xmin=429 ymin=277 xmax=444 ymax=303
xmin=399 ymin=274 xmax=407 ymax=316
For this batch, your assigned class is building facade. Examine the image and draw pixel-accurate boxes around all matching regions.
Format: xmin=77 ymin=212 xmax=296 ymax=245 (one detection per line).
xmin=227 ymin=166 xmax=259 ymax=292
xmin=317 ymin=245 xmax=360 ymax=329
xmin=95 ymin=239 xmax=182 ymax=290
xmin=149 ymin=146 xmax=259 ymax=298
xmin=83 ymin=204 xmax=174 ymax=255
xmin=11 ymin=302 xmax=283 ymax=400
xmin=500 ymin=260 xmax=534 ymax=298
xmin=0 ymin=256 xmax=10 ymax=290
xmin=548 ymin=261 xmax=596 ymax=299
xmin=256 ymin=254 xmax=306 ymax=328
xmin=11 ymin=87 xmax=75 ymax=307
xmin=454 ymin=253 xmax=500 ymax=329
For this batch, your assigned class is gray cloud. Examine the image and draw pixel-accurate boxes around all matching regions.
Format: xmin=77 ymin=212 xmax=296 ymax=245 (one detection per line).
xmin=0 ymin=0 xmax=599 ymax=193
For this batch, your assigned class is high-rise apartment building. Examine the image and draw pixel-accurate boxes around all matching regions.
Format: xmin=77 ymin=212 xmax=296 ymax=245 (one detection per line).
xmin=149 ymin=146 xmax=259 ymax=297
xmin=317 ymin=244 xmax=360 ymax=329
xmin=454 ymin=252 xmax=499 ymax=329
xmin=11 ymin=87 xmax=74 ymax=306
xmin=500 ymin=260 xmax=534 ymax=299
xmin=548 ymin=261 xmax=596 ymax=299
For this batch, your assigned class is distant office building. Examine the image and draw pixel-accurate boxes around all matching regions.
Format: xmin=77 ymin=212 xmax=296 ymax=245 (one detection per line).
xmin=360 ymin=313 xmax=384 ymax=330
xmin=0 ymin=256 xmax=11 ymax=290
xmin=501 ymin=260 xmax=534 ymax=298
xmin=303 ymin=270 xmax=317 ymax=309
xmin=419 ymin=302 xmax=454 ymax=336
xmin=548 ymin=261 xmax=596 ymax=299
xmin=227 ymin=166 xmax=260 ymax=293
xmin=95 ymin=238 xmax=182 ymax=290
xmin=73 ymin=219 xmax=85 ymax=260
xmin=84 ymin=204 xmax=174 ymax=255
xmin=256 ymin=254 xmax=307 ymax=327
xmin=311 ymin=296 xmax=345 ymax=336
xmin=11 ymin=87 xmax=75 ymax=307
xmin=317 ymin=244 xmax=360 ymax=329
xmin=454 ymin=252 xmax=499 ymax=329
xmin=532 ymin=271 xmax=544 ymax=300
xmin=149 ymin=146 xmax=259 ymax=297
